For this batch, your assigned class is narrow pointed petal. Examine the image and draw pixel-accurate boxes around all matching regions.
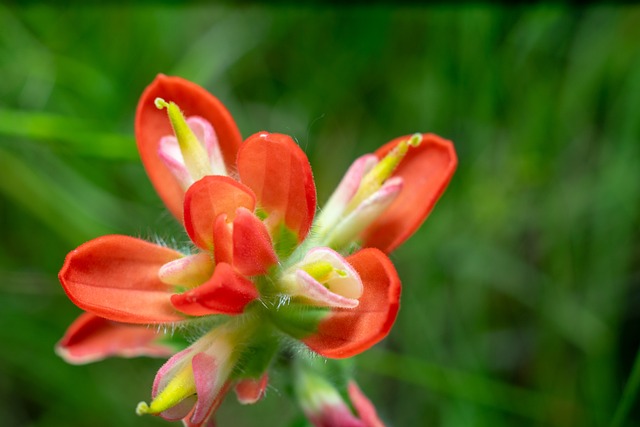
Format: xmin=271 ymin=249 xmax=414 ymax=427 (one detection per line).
xmin=361 ymin=133 xmax=457 ymax=253
xmin=283 ymin=247 xmax=363 ymax=308
xmin=190 ymin=353 xmax=220 ymax=425
xmin=235 ymin=373 xmax=269 ymax=405
xmin=348 ymin=381 xmax=386 ymax=427
xmin=158 ymin=135 xmax=192 ymax=189
xmin=184 ymin=176 xmax=256 ymax=251
xmin=171 ymin=263 xmax=258 ymax=316
xmin=295 ymin=368 xmax=365 ymax=427
xmin=316 ymin=154 xmax=377 ymax=230
xmin=302 ymin=248 xmax=401 ymax=359
xmin=232 ymin=207 xmax=278 ymax=276
xmin=237 ymin=132 xmax=316 ymax=242
xmin=55 ymin=313 xmax=174 ymax=365
xmin=326 ymin=177 xmax=403 ymax=250
xmin=59 ymin=235 xmax=185 ymax=324
xmin=183 ymin=382 xmax=231 ymax=427
xmin=136 ymin=75 xmax=242 ymax=220
xmin=140 ymin=330 xmax=235 ymax=425
xmin=144 ymin=347 xmax=197 ymax=421
xmin=294 ymin=270 xmax=360 ymax=308
xmin=159 ymin=253 xmax=215 ymax=288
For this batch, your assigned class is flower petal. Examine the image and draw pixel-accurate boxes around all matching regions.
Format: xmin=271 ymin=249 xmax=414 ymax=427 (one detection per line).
xmin=234 ymin=373 xmax=269 ymax=405
xmin=184 ymin=176 xmax=256 ymax=251
xmin=283 ymin=247 xmax=363 ymax=309
xmin=149 ymin=347 xmax=198 ymax=421
xmin=237 ymin=132 xmax=316 ymax=242
xmin=302 ymin=248 xmax=401 ymax=359
xmin=325 ymin=177 xmax=402 ymax=251
xmin=55 ymin=313 xmax=174 ymax=365
xmin=59 ymin=235 xmax=185 ymax=324
xmin=294 ymin=270 xmax=360 ymax=309
xmin=136 ymin=75 xmax=242 ymax=220
xmin=348 ymin=381 xmax=386 ymax=427
xmin=213 ymin=214 xmax=233 ymax=266
xmin=159 ymin=252 xmax=215 ymax=288
xmin=190 ymin=353 xmax=221 ymax=425
xmin=316 ymin=154 xmax=377 ymax=231
xmin=232 ymin=207 xmax=278 ymax=276
xmin=171 ymin=263 xmax=258 ymax=316
xmin=361 ymin=133 xmax=457 ymax=253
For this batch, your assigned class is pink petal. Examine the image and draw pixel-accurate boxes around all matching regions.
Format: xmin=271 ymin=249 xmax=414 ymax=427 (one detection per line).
xmin=158 ymin=135 xmax=192 ymax=189
xmin=59 ymin=235 xmax=185 ymax=324
xmin=317 ymin=154 xmax=377 ymax=229
xmin=184 ymin=176 xmax=256 ymax=251
xmin=152 ymin=347 xmax=198 ymax=421
xmin=294 ymin=270 xmax=359 ymax=309
xmin=183 ymin=383 xmax=231 ymax=427
xmin=302 ymin=248 xmax=401 ymax=359
xmin=348 ymin=381 xmax=386 ymax=427
xmin=237 ymin=131 xmax=316 ymax=242
xmin=190 ymin=353 xmax=220 ymax=425
xmin=362 ymin=133 xmax=457 ymax=253
xmin=326 ymin=177 xmax=403 ymax=249
xmin=135 ymin=75 xmax=242 ymax=221
xmin=170 ymin=263 xmax=258 ymax=316
xmin=55 ymin=313 xmax=174 ymax=365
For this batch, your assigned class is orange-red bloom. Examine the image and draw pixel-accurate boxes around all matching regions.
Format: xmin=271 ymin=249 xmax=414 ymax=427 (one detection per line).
xmin=57 ymin=75 xmax=456 ymax=426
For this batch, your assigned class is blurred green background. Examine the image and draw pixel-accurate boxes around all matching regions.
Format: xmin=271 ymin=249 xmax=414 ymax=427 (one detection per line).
xmin=1 ymin=3 xmax=639 ymax=427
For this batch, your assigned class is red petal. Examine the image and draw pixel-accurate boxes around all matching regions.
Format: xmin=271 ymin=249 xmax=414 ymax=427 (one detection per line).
xmin=213 ymin=214 xmax=233 ymax=265
xmin=55 ymin=313 xmax=174 ymax=365
xmin=237 ymin=132 xmax=316 ymax=242
xmin=135 ymin=75 xmax=242 ymax=221
xmin=171 ymin=263 xmax=258 ymax=316
xmin=184 ymin=176 xmax=256 ymax=251
xmin=232 ymin=207 xmax=278 ymax=276
xmin=302 ymin=248 xmax=401 ymax=359
xmin=362 ymin=133 xmax=457 ymax=253
xmin=234 ymin=373 xmax=269 ymax=405
xmin=59 ymin=235 xmax=185 ymax=324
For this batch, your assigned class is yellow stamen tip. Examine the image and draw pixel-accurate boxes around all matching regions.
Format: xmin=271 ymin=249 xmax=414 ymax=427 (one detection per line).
xmin=346 ymin=134 xmax=420 ymax=211
xmin=155 ymin=98 xmax=212 ymax=182
xmin=408 ymin=133 xmax=422 ymax=147
xmin=136 ymin=402 xmax=150 ymax=416
xmin=154 ymin=97 xmax=170 ymax=110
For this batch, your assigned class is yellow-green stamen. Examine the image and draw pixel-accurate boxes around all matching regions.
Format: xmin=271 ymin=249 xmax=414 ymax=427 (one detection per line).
xmin=136 ymin=363 xmax=196 ymax=415
xmin=301 ymin=261 xmax=348 ymax=284
xmin=155 ymin=98 xmax=212 ymax=182
xmin=346 ymin=133 xmax=421 ymax=212
xmin=301 ymin=261 xmax=335 ymax=283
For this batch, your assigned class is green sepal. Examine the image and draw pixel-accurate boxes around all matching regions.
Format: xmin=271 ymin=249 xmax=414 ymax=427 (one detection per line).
xmin=270 ymin=303 xmax=330 ymax=340
xmin=272 ymin=222 xmax=300 ymax=260
xmin=232 ymin=324 xmax=280 ymax=380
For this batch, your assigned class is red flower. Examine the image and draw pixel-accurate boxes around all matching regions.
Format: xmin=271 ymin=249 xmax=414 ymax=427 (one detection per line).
xmin=57 ymin=75 xmax=456 ymax=426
